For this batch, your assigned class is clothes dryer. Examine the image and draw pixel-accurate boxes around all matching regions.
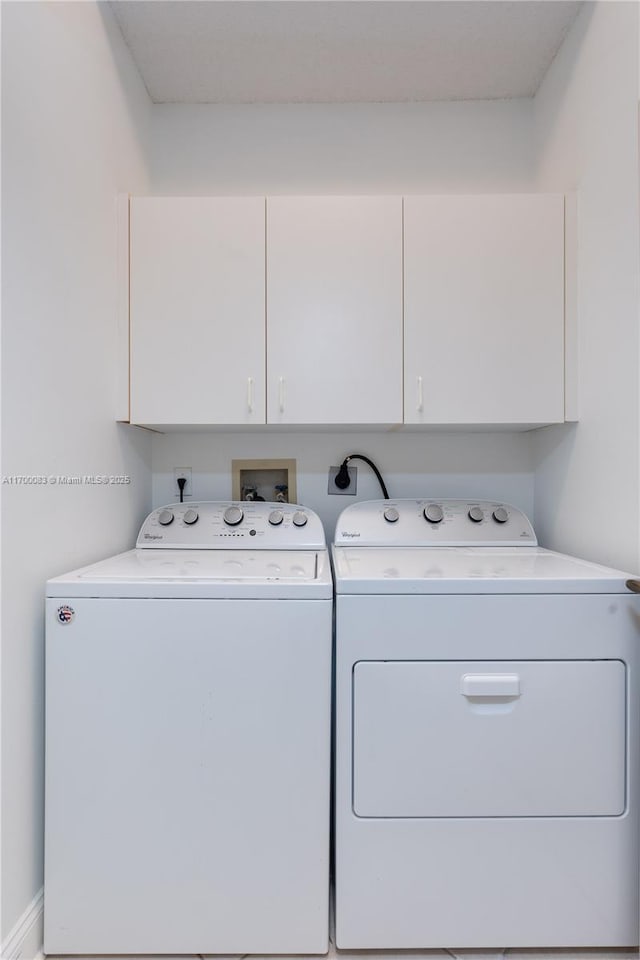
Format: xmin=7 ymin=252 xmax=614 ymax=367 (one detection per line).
xmin=333 ymin=499 xmax=639 ymax=949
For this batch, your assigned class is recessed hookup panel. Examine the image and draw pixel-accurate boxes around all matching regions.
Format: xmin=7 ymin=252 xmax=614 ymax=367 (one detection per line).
xmin=232 ymin=459 xmax=297 ymax=503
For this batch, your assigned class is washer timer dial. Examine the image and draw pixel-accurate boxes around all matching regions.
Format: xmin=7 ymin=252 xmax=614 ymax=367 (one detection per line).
xmin=424 ymin=504 xmax=444 ymax=524
xmin=223 ymin=506 xmax=244 ymax=526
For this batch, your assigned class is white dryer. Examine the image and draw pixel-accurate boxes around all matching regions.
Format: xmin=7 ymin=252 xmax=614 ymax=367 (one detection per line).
xmin=45 ymin=501 xmax=332 ymax=956
xmin=333 ymin=499 xmax=639 ymax=949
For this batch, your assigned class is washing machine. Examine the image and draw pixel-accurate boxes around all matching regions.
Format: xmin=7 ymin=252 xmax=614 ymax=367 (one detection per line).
xmin=45 ymin=501 xmax=332 ymax=956
xmin=333 ymin=499 xmax=639 ymax=949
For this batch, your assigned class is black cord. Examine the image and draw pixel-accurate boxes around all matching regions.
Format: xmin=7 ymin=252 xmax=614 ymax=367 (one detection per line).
xmin=335 ymin=454 xmax=389 ymax=499
xmin=176 ymin=476 xmax=187 ymax=503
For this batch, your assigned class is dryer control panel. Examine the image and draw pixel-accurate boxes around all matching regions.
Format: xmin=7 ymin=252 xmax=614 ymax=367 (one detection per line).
xmin=137 ymin=502 xmax=326 ymax=549
xmin=334 ymin=499 xmax=537 ymax=547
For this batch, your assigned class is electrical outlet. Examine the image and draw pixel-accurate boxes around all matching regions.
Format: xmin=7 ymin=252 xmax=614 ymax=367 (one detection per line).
xmin=328 ymin=466 xmax=357 ymax=495
xmin=173 ymin=467 xmax=192 ymax=499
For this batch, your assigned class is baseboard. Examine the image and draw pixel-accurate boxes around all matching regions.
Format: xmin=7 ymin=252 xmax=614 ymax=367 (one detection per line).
xmin=1 ymin=888 xmax=44 ymax=960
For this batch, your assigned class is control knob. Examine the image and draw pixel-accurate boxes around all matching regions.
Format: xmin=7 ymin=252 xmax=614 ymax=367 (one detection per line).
xmin=183 ymin=508 xmax=198 ymax=525
xmin=493 ymin=507 xmax=509 ymax=524
xmin=383 ymin=506 xmax=399 ymax=523
xmin=292 ymin=511 xmax=308 ymax=527
xmin=158 ymin=509 xmax=174 ymax=526
xmin=268 ymin=509 xmax=284 ymax=526
xmin=223 ymin=506 xmax=244 ymax=526
xmin=424 ymin=504 xmax=444 ymax=524
xmin=468 ymin=506 xmax=484 ymax=523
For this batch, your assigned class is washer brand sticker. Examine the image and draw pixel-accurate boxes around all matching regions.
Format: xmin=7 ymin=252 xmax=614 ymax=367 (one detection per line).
xmin=144 ymin=533 xmax=163 ymax=540
xmin=341 ymin=531 xmax=361 ymax=538
xmin=56 ymin=605 xmax=75 ymax=625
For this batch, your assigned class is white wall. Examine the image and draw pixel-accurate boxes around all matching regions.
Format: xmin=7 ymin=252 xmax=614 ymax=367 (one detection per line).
xmin=1 ymin=1 xmax=153 ymax=941
xmin=149 ymin=98 xmax=537 ymax=527
xmin=150 ymin=100 xmax=535 ymax=195
xmin=152 ymin=430 xmax=534 ymax=537
xmin=531 ymin=1 xmax=640 ymax=571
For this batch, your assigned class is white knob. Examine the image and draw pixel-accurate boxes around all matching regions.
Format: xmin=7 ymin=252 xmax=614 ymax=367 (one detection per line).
xmin=424 ymin=504 xmax=443 ymax=524
xmin=268 ymin=509 xmax=284 ymax=526
xmin=384 ymin=507 xmax=399 ymax=523
xmin=183 ymin=508 xmax=199 ymax=525
xmin=292 ymin=511 xmax=308 ymax=527
xmin=493 ymin=507 xmax=509 ymax=524
xmin=158 ymin=509 xmax=174 ymax=526
xmin=468 ymin=506 xmax=484 ymax=523
xmin=223 ymin=505 xmax=244 ymax=526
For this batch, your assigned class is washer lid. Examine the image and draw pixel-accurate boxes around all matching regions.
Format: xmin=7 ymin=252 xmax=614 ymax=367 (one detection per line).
xmin=47 ymin=548 xmax=332 ymax=599
xmin=332 ymin=545 xmax=634 ymax=594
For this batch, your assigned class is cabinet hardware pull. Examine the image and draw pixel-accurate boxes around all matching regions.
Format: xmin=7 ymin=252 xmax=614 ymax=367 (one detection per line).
xmin=247 ymin=377 xmax=254 ymax=413
xmin=417 ymin=376 xmax=424 ymax=412
xmin=279 ymin=377 xmax=285 ymax=413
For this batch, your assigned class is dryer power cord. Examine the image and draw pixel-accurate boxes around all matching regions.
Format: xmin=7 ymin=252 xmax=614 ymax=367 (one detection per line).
xmin=335 ymin=454 xmax=389 ymax=499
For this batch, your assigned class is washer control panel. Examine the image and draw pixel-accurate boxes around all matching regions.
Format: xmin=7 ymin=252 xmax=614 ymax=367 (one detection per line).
xmin=335 ymin=500 xmax=537 ymax=547
xmin=137 ymin=502 xmax=325 ymax=549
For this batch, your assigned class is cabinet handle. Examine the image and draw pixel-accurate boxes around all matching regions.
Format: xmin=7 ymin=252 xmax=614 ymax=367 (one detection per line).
xmin=417 ymin=375 xmax=424 ymax=412
xmin=278 ymin=376 xmax=285 ymax=413
xmin=247 ymin=377 xmax=254 ymax=413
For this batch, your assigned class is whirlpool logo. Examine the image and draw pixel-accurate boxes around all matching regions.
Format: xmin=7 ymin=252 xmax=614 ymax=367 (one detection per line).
xmin=341 ymin=531 xmax=361 ymax=539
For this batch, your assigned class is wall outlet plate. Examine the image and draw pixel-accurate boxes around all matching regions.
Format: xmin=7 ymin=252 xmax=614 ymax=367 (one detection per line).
xmin=328 ymin=465 xmax=357 ymax=495
xmin=173 ymin=467 xmax=192 ymax=498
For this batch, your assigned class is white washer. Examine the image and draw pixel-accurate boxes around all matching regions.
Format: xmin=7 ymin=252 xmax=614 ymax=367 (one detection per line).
xmin=45 ymin=501 xmax=332 ymax=956
xmin=333 ymin=499 xmax=639 ymax=949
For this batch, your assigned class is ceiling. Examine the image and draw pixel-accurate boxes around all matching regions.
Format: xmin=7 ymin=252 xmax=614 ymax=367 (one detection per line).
xmin=110 ymin=0 xmax=583 ymax=105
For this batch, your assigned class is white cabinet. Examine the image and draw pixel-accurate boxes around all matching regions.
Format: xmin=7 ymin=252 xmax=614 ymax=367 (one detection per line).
xmin=266 ymin=197 xmax=403 ymax=425
xmin=127 ymin=194 xmax=568 ymax=429
xmin=130 ymin=197 xmax=265 ymax=426
xmin=404 ymin=195 xmax=565 ymax=425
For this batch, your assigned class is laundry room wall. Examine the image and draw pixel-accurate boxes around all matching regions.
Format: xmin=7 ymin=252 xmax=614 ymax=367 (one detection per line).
xmin=151 ymin=431 xmax=534 ymax=537
xmin=148 ymin=98 xmax=538 ymax=534
xmin=150 ymin=99 xmax=535 ymax=195
xmin=1 ymin=2 xmax=153 ymax=949
xmin=530 ymin=1 xmax=640 ymax=571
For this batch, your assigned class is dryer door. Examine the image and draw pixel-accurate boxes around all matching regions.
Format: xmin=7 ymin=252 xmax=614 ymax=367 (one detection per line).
xmin=353 ymin=659 xmax=626 ymax=818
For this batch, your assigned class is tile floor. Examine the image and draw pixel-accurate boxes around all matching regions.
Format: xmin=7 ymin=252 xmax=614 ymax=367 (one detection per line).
xmin=46 ymin=947 xmax=640 ymax=960
xmin=44 ymin=902 xmax=640 ymax=960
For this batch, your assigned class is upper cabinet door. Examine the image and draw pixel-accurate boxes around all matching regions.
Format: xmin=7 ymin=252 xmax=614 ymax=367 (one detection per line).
xmin=404 ymin=195 xmax=565 ymax=425
xmin=266 ymin=197 xmax=403 ymax=425
xmin=130 ymin=197 xmax=265 ymax=426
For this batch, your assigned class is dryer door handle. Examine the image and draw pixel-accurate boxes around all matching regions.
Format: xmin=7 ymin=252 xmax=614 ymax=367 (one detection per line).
xmin=460 ymin=673 xmax=521 ymax=698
